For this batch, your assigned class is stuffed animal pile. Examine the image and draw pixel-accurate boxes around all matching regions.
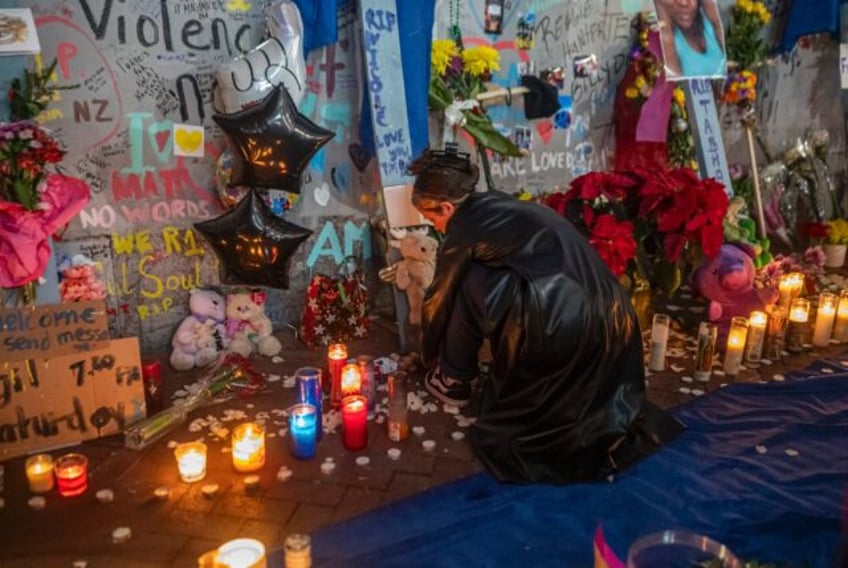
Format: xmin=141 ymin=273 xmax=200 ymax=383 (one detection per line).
xmin=170 ymin=288 xmax=228 ymax=371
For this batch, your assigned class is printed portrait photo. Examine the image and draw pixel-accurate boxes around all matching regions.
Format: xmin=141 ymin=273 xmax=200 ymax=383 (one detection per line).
xmin=653 ymin=0 xmax=728 ymax=81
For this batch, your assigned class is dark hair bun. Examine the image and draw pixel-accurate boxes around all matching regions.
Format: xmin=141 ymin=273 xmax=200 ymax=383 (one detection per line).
xmin=409 ymin=147 xmax=480 ymax=199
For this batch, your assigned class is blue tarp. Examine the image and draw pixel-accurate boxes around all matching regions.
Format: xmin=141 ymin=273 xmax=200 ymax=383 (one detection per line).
xmin=312 ymin=355 xmax=848 ymax=567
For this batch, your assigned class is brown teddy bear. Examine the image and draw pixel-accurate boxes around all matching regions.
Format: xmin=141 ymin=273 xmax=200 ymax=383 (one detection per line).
xmin=225 ymin=290 xmax=283 ymax=358
xmin=391 ymin=231 xmax=438 ymax=326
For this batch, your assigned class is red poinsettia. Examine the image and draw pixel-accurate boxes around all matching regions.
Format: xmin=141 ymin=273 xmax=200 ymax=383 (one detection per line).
xmin=543 ymin=166 xmax=729 ymax=294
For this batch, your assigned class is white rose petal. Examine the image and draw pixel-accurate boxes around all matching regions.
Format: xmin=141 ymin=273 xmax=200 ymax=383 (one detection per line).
xmin=785 ymin=448 xmax=799 ymax=457
xmin=755 ymin=445 xmax=768 ymax=454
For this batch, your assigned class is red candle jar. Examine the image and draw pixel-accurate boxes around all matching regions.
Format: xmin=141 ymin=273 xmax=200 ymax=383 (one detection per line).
xmin=141 ymin=360 xmax=165 ymax=414
xmin=327 ymin=343 xmax=348 ymax=408
xmin=340 ymin=363 xmax=362 ymax=397
xmin=341 ymin=395 xmax=368 ymax=451
xmin=54 ymin=453 xmax=88 ymax=497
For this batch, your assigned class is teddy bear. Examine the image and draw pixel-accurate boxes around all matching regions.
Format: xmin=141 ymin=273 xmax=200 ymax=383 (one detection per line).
xmin=390 ymin=231 xmax=438 ymax=326
xmin=692 ymin=242 xmax=779 ymax=348
xmin=170 ymin=288 xmax=228 ymax=371
xmin=226 ymin=290 xmax=283 ymax=358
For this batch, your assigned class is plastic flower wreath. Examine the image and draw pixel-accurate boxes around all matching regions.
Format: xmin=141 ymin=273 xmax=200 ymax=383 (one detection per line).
xmin=429 ymin=38 xmax=521 ymax=159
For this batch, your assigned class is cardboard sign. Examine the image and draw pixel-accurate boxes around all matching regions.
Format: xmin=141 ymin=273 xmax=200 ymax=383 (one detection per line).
xmin=0 ymin=337 xmax=145 ymax=459
xmin=684 ymin=79 xmax=732 ymax=194
xmin=0 ymin=300 xmax=109 ymax=362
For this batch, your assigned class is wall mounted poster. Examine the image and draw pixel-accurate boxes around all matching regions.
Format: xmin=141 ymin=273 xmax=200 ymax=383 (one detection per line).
xmin=0 ymin=8 xmax=40 ymax=55
xmin=654 ymin=0 xmax=727 ymax=80
xmin=0 ymin=337 xmax=145 ymax=459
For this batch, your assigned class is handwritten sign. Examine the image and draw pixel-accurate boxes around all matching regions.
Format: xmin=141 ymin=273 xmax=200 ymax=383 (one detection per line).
xmin=684 ymin=79 xmax=732 ymax=194
xmin=840 ymin=44 xmax=848 ymax=90
xmin=0 ymin=337 xmax=145 ymax=459
xmin=0 ymin=300 xmax=109 ymax=362
xmin=360 ymin=0 xmax=414 ymax=187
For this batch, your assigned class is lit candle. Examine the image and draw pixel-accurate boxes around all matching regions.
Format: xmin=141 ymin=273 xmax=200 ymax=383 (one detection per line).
xmin=25 ymin=454 xmax=54 ymax=494
xmin=786 ymin=298 xmax=810 ymax=353
xmin=744 ymin=311 xmax=768 ymax=366
xmin=232 ymin=423 xmax=265 ymax=472
xmin=723 ymin=317 xmax=749 ymax=376
xmin=288 ymin=403 xmax=317 ymax=459
xmin=53 ymin=453 xmax=88 ymax=497
xmin=328 ymin=343 xmax=348 ymax=408
xmin=778 ymin=272 xmax=804 ymax=307
xmin=648 ymin=313 xmax=671 ymax=372
xmin=295 ymin=367 xmax=322 ymax=441
xmin=812 ymin=292 xmax=839 ymax=347
xmin=340 ymin=362 xmax=362 ymax=397
xmin=216 ymin=538 xmax=267 ymax=568
xmin=341 ymin=395 xmax=368 ymax=451
xmin=693 ymin=322 xmax=718 ymax=382
xmin=764 ymin=306 xmax=789 ymax=360
xmin=833 ymin=290 xmax=848 ymax=342
xmin=174 ymin=441 xmax=207 ymax=483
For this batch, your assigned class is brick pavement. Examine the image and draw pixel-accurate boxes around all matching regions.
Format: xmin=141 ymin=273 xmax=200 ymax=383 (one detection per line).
xmin=1 ymin=309 xmax=846 ymax=567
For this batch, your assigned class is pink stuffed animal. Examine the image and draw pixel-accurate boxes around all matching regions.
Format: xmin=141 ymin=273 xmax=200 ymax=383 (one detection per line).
xmin=692 ymin=243 xmax=779 ymax=348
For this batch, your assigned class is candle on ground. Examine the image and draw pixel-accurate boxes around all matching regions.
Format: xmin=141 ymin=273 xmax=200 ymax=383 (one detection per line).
xmin=25 ymin=454 xmax=54 ymax=494
xmin=295 ymin=367 xmax=323 ymax=441
xmin=340 ymin=362 xmax=362 ymax=397
xmin=648 ymin=313 xmax=671 ymax=372
xmin=812 ymin=292 xmax=838 ymax=347
xmin=833 ymin=290 xmax=848 ymax=342
xmin=231 ymin=423 xmax=265 ymax=473
xmin=327 ymin=343 xmax=348 ymax=408
xmin=723 ymin=317 xmax=749 ymax=376
xmin=174 ymin=442 xmax=207 ymax=483
xmin=54 ymin=453 xmax=88 ymax=497
xmin=341 ymin=395 xmax=368 ymax=451
xmin=787 ymin=298 xmax=810 ymax=353
xmin=744 ymin=311 xmax=768 ymax=365
xmin=216 ymin=538 xmax=267 ymax=568
xmin=777 ymin=272 xmax=804 ymax=307
xmin=288 ymin=404 xmax=317 ymax=459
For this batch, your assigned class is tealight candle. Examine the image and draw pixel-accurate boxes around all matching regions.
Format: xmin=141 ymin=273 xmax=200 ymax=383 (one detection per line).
xmin=341 ymin=395 xmax=368 ymax=451
xmin=833 ymin=290 xmax=848 ymax=342
xmin=648 ymin=313 xmax=670 ymax=372
xmin=25 ymin=454 xmax=54 ymax=494
xmin=777 ymin=272 xmax=804 ymax=307
xmin=744 ymin=311 xmax=768 ymax=366
xmin=340 ymin=362 xmax=362 ymax=397
xmin=328 ymin=343 xmax=348 ymax=408
xmin=216 ymin=538 xmax=267 ymax=568
xmin=723 ymin=317 xmax=749 ymax=376
xmin=288 ymin=403 xmax=317 ymax=459
xmin=231 ymin=423 xmax=265 ymax=473
xmin=786 ymin=298 xmax=810 ymax=353
xmin=54 ymin=453 xmax=88 ymax=497
xmin=812 ymin=292 xmax=838 ymax=347
xmin=174 ymin=441 xmax=207 ymax=483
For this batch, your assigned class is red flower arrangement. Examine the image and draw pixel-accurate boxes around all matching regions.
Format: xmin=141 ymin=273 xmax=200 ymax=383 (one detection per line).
xmin=544 ymin=168 xmax=729 ymax=294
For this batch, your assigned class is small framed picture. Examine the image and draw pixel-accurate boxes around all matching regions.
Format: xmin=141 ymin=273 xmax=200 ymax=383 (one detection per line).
xmin=484 ymin=0 xmax=504 ymax=35
xmin=653 ymin=0 xmax=727 ymax=80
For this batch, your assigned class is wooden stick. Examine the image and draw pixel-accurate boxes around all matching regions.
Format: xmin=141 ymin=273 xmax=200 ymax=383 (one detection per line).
xmin=745 ymin=124 xmax=767 ymax=240
xmin=476 ymin=86 xmax=530 ymax=103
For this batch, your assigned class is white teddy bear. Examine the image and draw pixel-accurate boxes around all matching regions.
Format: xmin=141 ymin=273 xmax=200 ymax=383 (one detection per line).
xmin=226 ymin=290 xmax=283 ymax=358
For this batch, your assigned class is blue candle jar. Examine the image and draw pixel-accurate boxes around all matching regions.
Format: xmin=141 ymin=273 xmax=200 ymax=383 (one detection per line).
xmin=295 ymin=367 xmax=323 ymax=441
xmin=288 ymin=404 xmax=317 ymax=459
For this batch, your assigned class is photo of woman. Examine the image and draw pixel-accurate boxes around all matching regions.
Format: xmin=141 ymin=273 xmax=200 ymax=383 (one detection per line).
xmin=654 ymin=0 xmax=728 ymax=80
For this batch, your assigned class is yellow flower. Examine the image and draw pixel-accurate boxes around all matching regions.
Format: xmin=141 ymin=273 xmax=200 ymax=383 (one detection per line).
xmin=431 ymin=39 xmax=460 ymax=76
xmin=461 ymin=45 xmax=500 ymax=78
xmin=625 ymin=87 xmax=640 ymax=99
xmin=673 ymin=87 xmax=685 ymax=107
xmin=756 ymin=3 xmax=771 ymax=23
xmin=738 ymin=0 xmax=753 ymax=13
xmin=634 ymin=75 xmax=647 ymax=89
xmin=517 ymin=189 xmax=533 ymax=201
xmin=826 ymin=219 xmax=848 ymax=244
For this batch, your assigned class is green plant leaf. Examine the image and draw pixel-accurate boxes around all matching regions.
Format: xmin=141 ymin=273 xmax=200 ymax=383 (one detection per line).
xmin=462 ymin=111 xmax=522 ymax=157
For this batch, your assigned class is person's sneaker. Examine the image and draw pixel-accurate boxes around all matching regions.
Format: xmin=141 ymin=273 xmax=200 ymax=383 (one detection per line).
xmin=425 ymin=367 xmax=472 ymax=408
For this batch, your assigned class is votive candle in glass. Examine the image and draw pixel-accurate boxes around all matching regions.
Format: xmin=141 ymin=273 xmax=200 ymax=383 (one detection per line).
xmin=340 ymin=362 xmax=362 ymax=397
xmin=693 ymin=322 xmax=718 ymax=382
xmin=284 ymin=533 xmax=312 ymax=568
xmin=812 ymin=292 xmax=838 ymax=347
xmin=833 ymin=289 xmax=848 ymax=342
xmin=328 ymin=343 xmax=348 ymax=408
xmin=174 ymin=441 xmax=207 ymax=483
xmin=288 ymin=403 xmax=317 ymax=459
xmin=648 ymin=313 xmax=671 ymax=372
xmin=25 ymin=454 xmax=54 ymax=494
xmin=777 ymin=272 xmax=804 ymax=307
xmin=295 ymin=367 xmax=322 ymax=441
xmin=54 ymin=453 xmax=88 ymax=497
xmin=232 ymin=423 xmax=265 ymax=473
xmin=216 ymin=538 xmax=267 ymax=568
xmin=723 ymin=317 xmax=749 ymax=376
xmin=341 ymin=395 xmax=368 ymax=451
xmin=744 ymin=311 xmax=768 ymax=366
xmin=786 ymin=298 xmax=810 ymax=353
xmin=764 ymin=306 xmax=789 ymax=360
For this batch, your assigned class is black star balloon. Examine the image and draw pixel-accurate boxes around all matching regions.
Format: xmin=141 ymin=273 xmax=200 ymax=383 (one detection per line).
xmin=195 ymin=190 xmax=312 ymax=289
xmin=213 ymin=85 xmax=334 ymax=192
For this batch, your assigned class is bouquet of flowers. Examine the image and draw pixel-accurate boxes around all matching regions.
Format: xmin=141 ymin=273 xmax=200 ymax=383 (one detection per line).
xmin=723 ymin=0 xmax=772 ymax=116
xmin=544 ymin=168 xmax=728 ymax=295
xmin=0 ymin=121 xmax=65 ymax=210
xmin=428 ymin=38 xmax=521 ymax=159
xmin=826 ymin=219 xmax=848 ymax=245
